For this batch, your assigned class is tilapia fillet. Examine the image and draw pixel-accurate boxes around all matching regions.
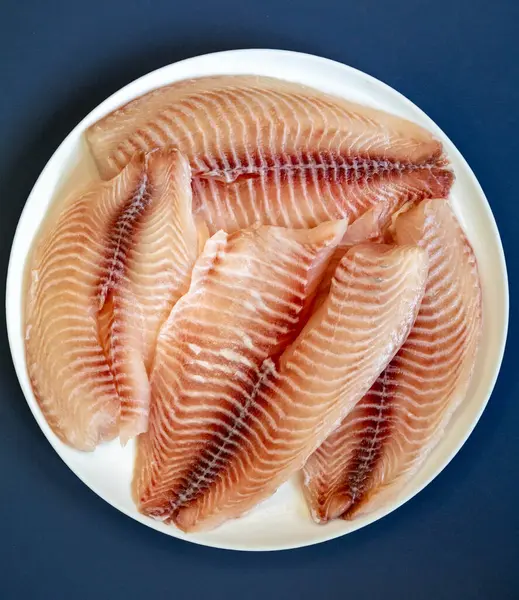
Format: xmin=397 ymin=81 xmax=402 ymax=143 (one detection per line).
xmin=312 ymin=199 xmax=411 ymax=308
xmin=87 ymin=76 xmax=453 ymax=233
xmin=135 ymin=241 xmax=428 ymax=532
xmin=109 ymin=149 xmax=199 ymax=442
xmin=303 ymin=199 xmax=482 ymax=522
xmin=25 ymin=149 xmax=198 ymax=450
xmin=133 ymin=220 xmax=347 ymax=523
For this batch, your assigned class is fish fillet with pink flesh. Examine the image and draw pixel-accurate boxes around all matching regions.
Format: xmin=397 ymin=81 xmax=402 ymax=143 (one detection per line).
xmin=87 ymin=76 xmax=453 ymax=234
xmin=134 ymin=239 xmax=428 ymax=532
xmin=302 ymin=199 xmax=482 ymax=522
xmin=25 ymin=149 xmax=198 ymax=449
xmin=133 ymin=220 xmax=347 ymax=524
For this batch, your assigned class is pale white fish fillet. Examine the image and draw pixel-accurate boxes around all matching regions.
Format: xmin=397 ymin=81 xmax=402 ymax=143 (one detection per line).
xmin=312 ymin=198 xmax=402 ymax=310
xmin=86 ymin=75 xmax=453 ymax=233
xmin=161 ymin=242 xmax=428 ymax=532
xmin=133 ymin=220 xmax=348 ymax=525
xmin=192 ymin=163 xmax=453 ymax=235
xmin=25 ymin=149 xmax=198 ymax=450
xmin=106 ymin=149 xmax=199 ymax=443
xmin=303 ymin=199 xmax=482 ymax=522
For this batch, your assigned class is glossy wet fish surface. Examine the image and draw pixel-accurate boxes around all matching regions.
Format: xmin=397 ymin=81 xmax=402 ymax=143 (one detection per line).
xmin=87 ymin=75 xmax=453 ymax=234
xmin=25 ymin=148 xmax=199 ymax=449
xmin=302 ymin=199 xmax=482 ymax=523
xmin=134 ymin=240 xmax=428 ymax=532
xmin=133 ymin=221 xmax=347 ymax=526
xmin=24 ymin=72 xmax=485 ymax=534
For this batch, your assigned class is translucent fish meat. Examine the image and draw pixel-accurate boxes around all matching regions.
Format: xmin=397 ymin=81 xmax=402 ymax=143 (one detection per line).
xmin=133 ymin=220 xmax=347 ymax=525
xmin=302 ymin=199 xmax=482 ymax=522
xmin=134 ymin=240 xmax=428 ymax=531
xmin=86 ymin=76 xmax=453 ymax=233
xmin=25 ymin=149 xmax=199 ymax=449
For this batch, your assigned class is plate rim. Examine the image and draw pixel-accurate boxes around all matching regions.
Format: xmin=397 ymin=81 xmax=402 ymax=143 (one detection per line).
xmin=5 ymin=48 xmax=509 ymax=552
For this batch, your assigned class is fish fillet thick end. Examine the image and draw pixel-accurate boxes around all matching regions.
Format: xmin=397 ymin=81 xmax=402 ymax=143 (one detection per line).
xmin=171 ymin=243 xmax=428 ymax=532
xmin=132 ymin=219 xmax=347 ymax=523
xmin=302 ymin=199 xmax=482 ymax=523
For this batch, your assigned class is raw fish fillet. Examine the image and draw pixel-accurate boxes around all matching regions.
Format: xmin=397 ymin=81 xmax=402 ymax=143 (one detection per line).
xmin=135 ymin=241 xmax=428 ymax=531
xmin=192 ymin=165 xmax=451 ymax=235
xmin=312 ymin=199 xmax=408 ymax=308
xmin=133 ymin=220 xmax=347 ymax=524
xmin=302 ymin=199 xmax=482 ymax=522
xmin=25 ymin=149 xmax=198 ymax=449
xmin=87 ymin=76 xmax=453 ymax=233
xmin=108 ymin=149 xmax=199 ymax=441
xmin=314 ymin=197 xmax=422 ymax=313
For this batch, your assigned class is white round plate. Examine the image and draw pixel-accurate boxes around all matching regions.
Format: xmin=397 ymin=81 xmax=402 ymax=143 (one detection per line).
xmin=6 ymin=49 xmax=508 ymax=552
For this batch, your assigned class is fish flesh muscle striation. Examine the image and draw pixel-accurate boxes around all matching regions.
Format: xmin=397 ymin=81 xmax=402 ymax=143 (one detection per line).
xmin=133 ymin=220 xmax=347 ymax=525
xmin=134 ymin=238 xmax=428 ymax=531
xmin=302 ymin=199 xmax=482 ymax=522
xmin=25 ymin=149 xmax=199 ymax=449
xmin=87 ymin=76 xmax=453 ymax=234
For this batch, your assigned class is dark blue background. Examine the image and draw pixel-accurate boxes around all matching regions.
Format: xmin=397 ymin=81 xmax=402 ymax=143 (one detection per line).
xmin=1 ymin=1 xmax=517 ymax=598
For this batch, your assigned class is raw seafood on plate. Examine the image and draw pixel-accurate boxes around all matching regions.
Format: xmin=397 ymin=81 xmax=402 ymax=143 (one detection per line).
xmin=133 ymin=220 xmax=347 ymax=529
xmin=87 ymin=75 xmax=453 ymax=235
xmin=302 ymin=199 xmax=482 ymax=522
xmin=138 ymin=241 xmax=428 ymax=532
xmin=24 ymin=72 xmax=481 ymax=534
xmin=25 ymin=149 xmax=200 ymax=449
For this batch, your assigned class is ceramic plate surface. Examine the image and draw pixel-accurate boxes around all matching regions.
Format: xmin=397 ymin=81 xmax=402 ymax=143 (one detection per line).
xmin=6 ymin=49 xmax=508 ymax=551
